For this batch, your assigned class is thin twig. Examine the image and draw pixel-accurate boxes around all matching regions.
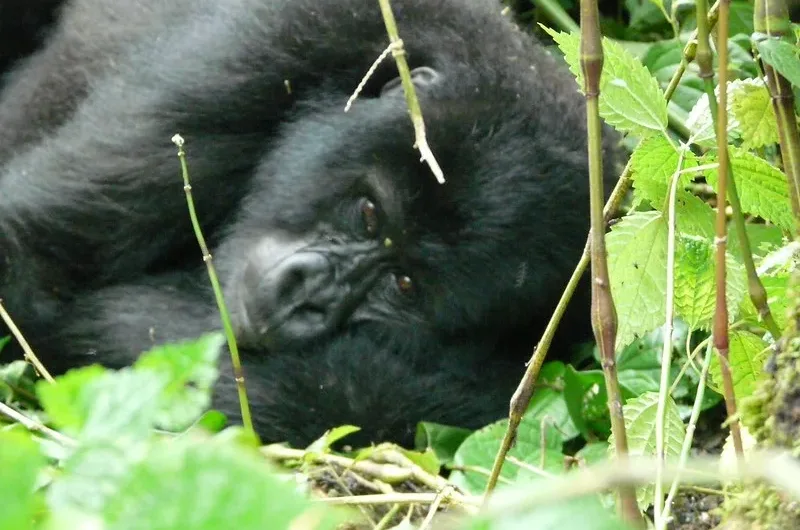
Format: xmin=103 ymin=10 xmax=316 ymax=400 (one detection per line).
xmin=0 ymin=300 xmax=54 ymax=383
xmin=376 ymin=0 xmax=444 ymax=184
xmin=171 ymin=134 xmax=254 ymax=435
xmin=0 ymin=401 xmax=76 ymax=447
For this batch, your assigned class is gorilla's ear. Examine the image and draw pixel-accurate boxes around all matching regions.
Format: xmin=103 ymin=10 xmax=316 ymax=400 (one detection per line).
xmin=381 ymin=66 xmax=441 ymax=96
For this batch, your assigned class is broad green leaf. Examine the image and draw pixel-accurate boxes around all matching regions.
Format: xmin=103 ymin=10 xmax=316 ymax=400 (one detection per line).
xmin=543 ymin=27 xmax=668 ymax=137
xmin=102 ymin=439 xmax=345 ymax=530
xmin=709 ymin=331 xmax=771 ymax=400
xmin=629 ymin=136 xmax=697 ymax=208
xmin=641 ymin=41 xmax=704 ymax=113
xmin=450 ymin=418 xmax=564 ymax=494
xmin=705 ymin=150 xmax=792 ymax=232
xmin=135 ymin=333 xmax=223 ymax=432
xmin=757 ymin=39 xmax=800 ymax=88
xmin=738 ymin=273 xmax=790 ymax=332
xmin=608 ymin=392 xmax=685 ymax=510
xmin=607 ymin=212 xmax=668 ymax=349
xmin=575 ymin=441 xmax=610 ymax=467
xmin=729 ymin=1 xmax=755 ymax=37
xmin=38 ymin=366 xmax=166 ymax=440
xmin=674 ymin=235 xmax=747 ymax=330
xmin=0 ymin=431 xmax=44 ymax=530
xmin=415 ymin=422 xmax=471 ymax=465
xmin=731 ymin=81 xmax=779 ymax=149
xmin=563 ymin=367 xmax=611 ymax=439
xmin=728 ymin=223 xmax=785 ymax=261
xmin=471 ymin=493 xmax=628 ymax=530
xmin=523 ymin=388 xmax=579 ymax=441
xmin=686 ymin=78 xmax=762 ymax=146
xmin=0 ymin=360 xmax=38 ymax=405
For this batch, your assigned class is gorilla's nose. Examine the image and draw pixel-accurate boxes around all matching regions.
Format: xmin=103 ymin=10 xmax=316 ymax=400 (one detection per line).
xmin=245 ymin=251 xmax=340 ymax=347
xmin=268 ymin=252 xmax=333 ymax=307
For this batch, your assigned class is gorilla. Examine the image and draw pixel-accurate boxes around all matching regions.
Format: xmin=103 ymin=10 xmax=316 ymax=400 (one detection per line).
xmin=0 ymin=0 xmax=620 ymax=447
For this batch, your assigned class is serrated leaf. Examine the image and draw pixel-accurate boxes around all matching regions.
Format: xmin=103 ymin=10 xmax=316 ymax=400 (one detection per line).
xmin=135 ymin=333 xmax=223 ymax=432
xmin=705 ymin=150 xmax=792 ymax=232
xmin=0 ymin=431 xmax=44 ymax=530
xmin=739 ymin=273 xmax=790 ymax=332
xmin=450 ymin=418 xmax=564 ymax=494
xmin=674 ymin=235 xmax=747 ymax=330
xmin=542 ymin=27 xmax=668 ymax=137
xmin=102 ymin=439 xmax=345 ymax=530
xmin=731 ymin=81 xmax=779 ymax=149
xmin=629 ymin=136 xmax=697 ymax=208
xmin=607 ymin=212 xmax=668 ymax=349
xmin=38 ymin=366 xmax=166 ymax=440
xmin=608 ymin=392 xmax=685 ymax=510
xmin=709 ymin=331 xmax=770 ymax=400
xmin=757 ymin=39 xmax=800 ymax=88
xmin=686 ymin=79 xmax=764 ymax=146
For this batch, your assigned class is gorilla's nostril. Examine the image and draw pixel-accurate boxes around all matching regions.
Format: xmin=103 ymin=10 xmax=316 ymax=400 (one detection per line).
xmin=271 ymin=252 xmax=332 ymax=304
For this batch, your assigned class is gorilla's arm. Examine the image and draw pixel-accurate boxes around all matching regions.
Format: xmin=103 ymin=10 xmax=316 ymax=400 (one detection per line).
xmin=14 ymin=273 xmax=518 ymax=447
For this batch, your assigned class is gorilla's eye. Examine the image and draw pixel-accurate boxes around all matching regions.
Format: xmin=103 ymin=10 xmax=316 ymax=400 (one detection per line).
xmin=361 ymin=199 xmax=380 ymax=236
xmin=395 ymin=274 xmax=414 ymax=294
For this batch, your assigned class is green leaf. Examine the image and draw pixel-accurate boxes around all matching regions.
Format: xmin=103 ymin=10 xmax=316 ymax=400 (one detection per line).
xmin=415 ymin=422 xmax=471 ymax=465
xmin=542 ymin=27 xmax=668 ymax=137
xmin=705 ymin=150 xmax=793 ymax=232
xmin=524 ymin=385 xmax=579 ymax=442
xmin=102 ymin=439 xmax=345 ymax=530
xmin=470 ymin=493 xmax=628 ymax=530
xmin=729 ymin=1 xmax=755 ymax=36
xmin=641 ymin=41 xmax=704 ymax=113
xmin=738 ymin=273 xmax=790 ymax=332
xmin=686 ymin=79 xmax=764 ymax=147
xmin=607 ymin=212 xmax=668 ymax=349
xmin=305 ymin=425 xmax=361 ymax=453
xmin=674 ymin=235 xmax=747 ymax=330
xmin=608 ymin=392 xmax=685 ymax=510
xmin=450 ymin=418 xmax=564 ymax=494
xmin=563 ymin=367 xmax=611 ymax=439
xmin=134 ymin=333 xmax=223 ymax=432
xmin=575 ymin=441 xmax=610 ymax=467
xmin=709 ymin=331 xmax=770 ymax=400
xmin=38 ymin=366 xmax=166 ymax=440
xmin=731 ymin=81 xmax=779 ymax=149
xmin=0 ymin=360 xmax=38 ymax=405
xmin=0 ymin=431 xmax=44 ymax=530
xmin=629 ymin=136 xmax=697 ymax=208
xmin=757 ymin=39 xmax=800 ymax=88
xmin=728 ymin=223 xmax=785 ymax=261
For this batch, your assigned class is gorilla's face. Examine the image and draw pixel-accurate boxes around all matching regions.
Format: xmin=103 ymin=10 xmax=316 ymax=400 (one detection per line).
xmin=219 ymin=68 xmax=593 ymax=350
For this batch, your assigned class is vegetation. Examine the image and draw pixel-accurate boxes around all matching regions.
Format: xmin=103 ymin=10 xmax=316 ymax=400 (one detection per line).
xmin=1 ymin=0 xmax=800 ymax=528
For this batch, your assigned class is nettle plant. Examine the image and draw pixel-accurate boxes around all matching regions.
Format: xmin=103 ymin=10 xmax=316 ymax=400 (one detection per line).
xmin=544 ymin=18 xmax=799 ymax=452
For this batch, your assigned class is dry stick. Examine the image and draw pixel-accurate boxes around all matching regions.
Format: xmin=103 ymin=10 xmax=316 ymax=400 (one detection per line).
xmin=482 ymin=3 xmax=723 ymax=499
xmin=754 ymin=0 xmax=800 ymax=221
xmin=0 ymin=301 xmax=54 ymax=383
xmin=578 ymin=0 xmax=639 ymax=523
xmin=710 ymin=0 xmax=744 ymax=458
xmin=376 ymin=0 xmax=444 ymax=184
xmin=0 ymin=401 xmax=75 ymax=447
xmin=695 ymin=0 xmax=782 ymax=341
xmin=171 ymin=134 xmax=254 ymax=435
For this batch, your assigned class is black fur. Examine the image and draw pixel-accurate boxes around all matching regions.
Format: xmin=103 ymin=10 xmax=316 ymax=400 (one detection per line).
xmin=0 ymin=0 xmax=620 ymax=445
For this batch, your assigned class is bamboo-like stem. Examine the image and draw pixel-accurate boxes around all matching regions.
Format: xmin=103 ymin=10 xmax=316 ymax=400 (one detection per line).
xmin=694 ymin=0 xmax=782 ymax=340
xmin=376 ymin=0 xmax=444 ymax=184
xmin=754 ymin=0 xmax=800 ymax=225
xmin=579 ymin=0 xmax=640 ymax=523
xmin=482 ymin=5 xmax=722 ymax=498
xmin=710 ymin=0 xmax=744 ymax=458
xmin=172 ymin=134 xmax=254 ymax=436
